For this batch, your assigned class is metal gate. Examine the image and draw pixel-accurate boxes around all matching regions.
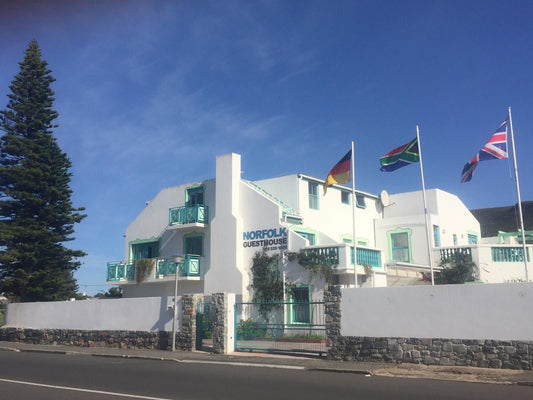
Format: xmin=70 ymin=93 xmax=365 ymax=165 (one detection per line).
xmin=234 ymin=301 xmax=326 ymax=356
xmin=196 ymin=301 xmax=214 ymax=351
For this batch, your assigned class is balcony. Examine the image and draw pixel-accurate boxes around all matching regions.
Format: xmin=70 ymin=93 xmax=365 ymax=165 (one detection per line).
xmin=303 ymin=243 xmax=383 ymax=274
xmin=434 ymin=244 xmax=532 ymax=283
xmin=168 ymin=205 xmax=208 ymax=228
xmin=106 ymin=256 xmax=201 ymax=283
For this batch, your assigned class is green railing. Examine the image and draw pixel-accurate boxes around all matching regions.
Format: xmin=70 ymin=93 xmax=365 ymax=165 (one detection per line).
xmin=440 ymin=247 xmax=473 ymax=263
xmin=107 ymin=262 xmax=135 ymax=282
xmin=169 ymin=205 xmax=208 ymax=226
xmin=304 ymin=245 xmax=382 ymax=268
xmin=352 ymin=247 xmax=382 ymax=268
xmin=491 ymin=247 xmax=530 ymax=263
xmin=107 ymin=256 xmax=201 ymax=282
xmin=156 ymin=256 xmax=201 ymax=277
xmin=303 ymin=247 xmax=339 ymax=265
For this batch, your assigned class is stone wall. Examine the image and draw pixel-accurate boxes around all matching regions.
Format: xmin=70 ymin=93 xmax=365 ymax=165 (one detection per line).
xmin=0 ymin=327 xmax=172 ymax=350
xmin=0 ymin=293 xmax=203 ymax=352
xmin=324 ymin=285 xmax=532 ymax=370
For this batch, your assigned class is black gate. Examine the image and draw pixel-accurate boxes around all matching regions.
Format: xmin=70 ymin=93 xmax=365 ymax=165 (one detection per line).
xmin=234 ymin=301 xmax=326 ymax=356
xmin=196 ymin=301 xmax=214 ymax=351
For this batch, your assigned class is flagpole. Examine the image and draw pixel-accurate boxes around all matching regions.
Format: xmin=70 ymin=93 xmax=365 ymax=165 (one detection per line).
xmin=508 ymin=107 xmax=529 ymax=281
xmin=351 ymin=140 xmax=358 ymax=288
xmin=416 ymin=126 xmax=435 ymax=285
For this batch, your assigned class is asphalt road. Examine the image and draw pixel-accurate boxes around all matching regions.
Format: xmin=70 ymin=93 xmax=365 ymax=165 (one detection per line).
xmin=0 ymin=351 xmax=531 ymax=400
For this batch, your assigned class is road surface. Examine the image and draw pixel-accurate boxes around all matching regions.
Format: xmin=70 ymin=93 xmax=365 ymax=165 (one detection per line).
xmin=0 ymin=350 xmax=531 ymax=399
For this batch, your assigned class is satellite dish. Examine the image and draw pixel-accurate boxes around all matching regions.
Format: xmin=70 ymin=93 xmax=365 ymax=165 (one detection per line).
xmin=380 ymin=190 xmax=390 ymax=207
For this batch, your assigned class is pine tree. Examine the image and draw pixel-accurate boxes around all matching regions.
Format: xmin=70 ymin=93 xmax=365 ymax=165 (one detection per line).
xmin=0 ymin=40 xmax=86 ymax=302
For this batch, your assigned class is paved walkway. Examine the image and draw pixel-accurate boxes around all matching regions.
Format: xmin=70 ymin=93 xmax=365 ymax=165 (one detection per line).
xmin=0 ymin=341 xmax=532 ymax=386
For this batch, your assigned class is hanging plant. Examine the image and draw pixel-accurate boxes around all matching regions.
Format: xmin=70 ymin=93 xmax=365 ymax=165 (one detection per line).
xmin=286 ymin=250 xmax=335 ymax=284
xmin=135 ymin=258 xmax=155 ymax=284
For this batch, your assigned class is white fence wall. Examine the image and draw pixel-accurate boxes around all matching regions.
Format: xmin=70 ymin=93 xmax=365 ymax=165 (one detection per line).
xmin=5 ymin=296 xmax=178 ymax=331
xmin=341 ymin=283 xmax=533 ymax=340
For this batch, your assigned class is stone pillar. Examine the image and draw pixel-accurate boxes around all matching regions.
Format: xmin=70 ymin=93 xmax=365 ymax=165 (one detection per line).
xmin=175 ymin=294 xmax=202 ymax=351
xmin=324 ymin=285 xmax=344 ymax=360
xmin=211 ymin=293 xmax=226 ymax=354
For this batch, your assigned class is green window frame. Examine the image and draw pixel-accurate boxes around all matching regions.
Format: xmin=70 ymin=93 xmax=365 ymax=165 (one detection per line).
xmin=388 ymin=229 xmax=412 ymax=263
xmin=184 ymin=234 xmax=203 ymax=256
xmin=295 ymin=231 xmax=316 ymax=245
xmin=186 ymin=185 xmax=204 ymax=206
xmin=129 ymin=239 xmax=160 ymax=261
xmin=308 ymin=182 xmax=319 ymax=210
xmin=467 ymin=233 xmax=478 ymax=244
xmin=289 ymin=286 xmax=311 ymax=324
xmin=433 ymin=225 xmax=441 ymax=247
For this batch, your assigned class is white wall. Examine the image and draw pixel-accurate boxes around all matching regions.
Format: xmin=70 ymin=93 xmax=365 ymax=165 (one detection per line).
xmin=376 ymin=189 xmax=481 ymax=265
xmin=5 ymin=296 xmax=177 ymax=331
xmin=341 ymin=283 xmax=533 ymax=340
xmin=205 ymin=153 xmax=247 ymax=296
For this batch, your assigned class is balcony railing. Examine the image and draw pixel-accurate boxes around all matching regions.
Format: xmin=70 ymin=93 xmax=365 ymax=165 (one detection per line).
xmin=491 ymin=247 xmax=530 ymax=263
xmin=106 ymin=256 xmax=201 ymax=282
xmin=169 ymin=205 xmax=208 ymax=226
xmin=440 ymin=247 xmax=473 ymax=263
xmin=156 ymin=255 xmax=201 ymax=277
xmin=352 ymin=247 xmax=382 ymax=268
xmin=107 ymin=262 xmax=135 ymax=281
xmin=304 ymin=247 xmax=339 ymax=265
xmin=304 ymin=244 xmax=382 ymax=270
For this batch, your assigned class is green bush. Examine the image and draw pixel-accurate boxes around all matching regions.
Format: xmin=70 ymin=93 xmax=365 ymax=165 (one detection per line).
xmin=237 ymin=319 xmax=267 ymax=340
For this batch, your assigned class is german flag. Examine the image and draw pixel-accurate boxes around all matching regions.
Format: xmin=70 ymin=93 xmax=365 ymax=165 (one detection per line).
xmin=323 ymin=150 xmax=351 ymax=194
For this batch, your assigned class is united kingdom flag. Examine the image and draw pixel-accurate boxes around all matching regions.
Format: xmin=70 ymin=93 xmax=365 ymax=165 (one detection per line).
xmin=461 ymin=120 xmax=508 ymax=183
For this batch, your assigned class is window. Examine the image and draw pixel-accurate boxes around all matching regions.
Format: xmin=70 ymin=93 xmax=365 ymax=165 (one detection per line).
xmin=391 ymin=232 xmax=410 ymax=262
xmin=289 ymin=286 xmax=310 ymax=324
xmin=356 ymin=194 xmax=366 ymax=209
xmin=131 ymin=241 xmax=159 ymax=261
xmin=295 ymin=231 xmax=316 ymax=245
xmin=184 ymin=235 xmax=203 ymax=256
xmin=308 ymin=182 xmax=319 ymax=210
xmin=186 ymin=186 xmax=204 ymax=206
xmin=433 ymin=225 xmax=441 ymax=247
xmin=341 ymin=191 xmax=350 ymax=205
xmin=453 ymin=234 xmax=458 ymax=246
xmin=468 ymin=234 xmax=478 ymax=244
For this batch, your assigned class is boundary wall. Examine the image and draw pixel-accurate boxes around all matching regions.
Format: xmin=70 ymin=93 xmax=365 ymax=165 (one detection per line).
xmin=325 ymin=284 xmax=533 ymax=370
xmin=0 ymin=293 xmax=234 ymax=353
xmin=4 ymin=296 xmax=175 ymax=331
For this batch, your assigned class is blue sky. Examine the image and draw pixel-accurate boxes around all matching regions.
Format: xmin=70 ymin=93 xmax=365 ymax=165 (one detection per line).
xmin=1 ymin=0 xmax=532 ymax=295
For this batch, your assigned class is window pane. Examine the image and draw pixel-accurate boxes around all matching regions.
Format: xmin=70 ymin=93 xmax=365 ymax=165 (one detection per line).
xmin=185 ymin=236 xmax=203 ymax=256
xmin=356 ymin=194 xmax=366 ymax=208
xmin=291 ymin=287 xmax=310 ymax=324
xmin=132 ymin=242 xmax=159 ymax=260
xmin=393 ymin=248 xmax=409 ymax=262
xmin=308 ymin=182 xmax=318 ymax=209
xmin=392 ymin=233 xmax=407 ymax=248
xmin=433 ymin=225 xmax=440 ymax=247
xmin=341 ymin=191 xmax=350 ymax=204
xmin=187 ymin=187 xmax=204 ymax=206
xmin=391 ymin=232 xmax=409 ymax=262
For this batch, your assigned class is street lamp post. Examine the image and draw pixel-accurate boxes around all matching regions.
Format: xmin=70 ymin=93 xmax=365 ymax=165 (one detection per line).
xmin=171 ymin=253 xmax=183 ymax=352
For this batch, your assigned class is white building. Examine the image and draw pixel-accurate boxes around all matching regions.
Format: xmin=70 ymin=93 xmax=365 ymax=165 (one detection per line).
xmin=106 ymin=152 xmax=531 ymax=301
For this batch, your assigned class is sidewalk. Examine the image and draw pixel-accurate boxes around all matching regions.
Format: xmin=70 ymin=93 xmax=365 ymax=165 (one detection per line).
xmin=1 ymin=341 xmax=532 ymax=386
